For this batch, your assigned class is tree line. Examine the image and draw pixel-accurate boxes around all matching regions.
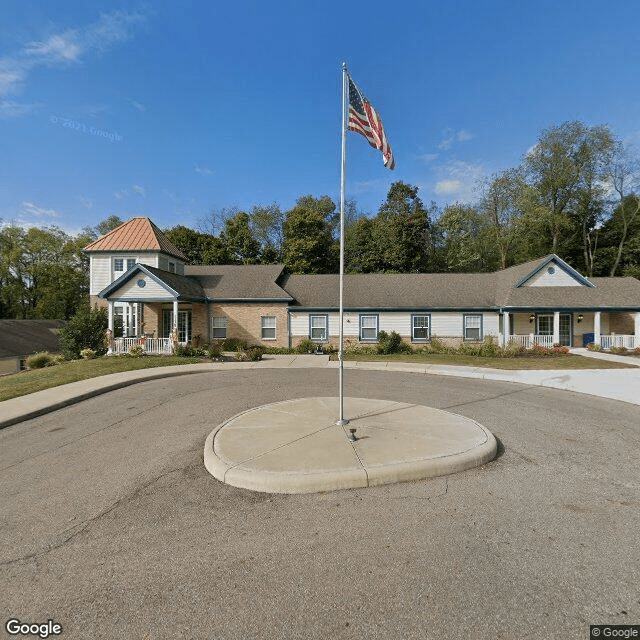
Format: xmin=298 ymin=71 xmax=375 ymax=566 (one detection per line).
xmin=1 ymin=120 xmax=638 ymax=321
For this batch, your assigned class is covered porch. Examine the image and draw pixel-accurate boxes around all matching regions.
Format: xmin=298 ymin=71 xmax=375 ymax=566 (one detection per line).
xmin=500 ymin=310 xmax=640 ymax=349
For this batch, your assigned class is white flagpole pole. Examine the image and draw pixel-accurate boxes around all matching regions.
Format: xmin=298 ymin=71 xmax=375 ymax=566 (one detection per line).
xmin=336 ymin=61 xmax=349 ymax=427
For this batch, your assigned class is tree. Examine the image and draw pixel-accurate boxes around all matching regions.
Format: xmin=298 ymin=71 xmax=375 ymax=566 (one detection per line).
xmin=374 ymin=182 xmax=433 ymax=272
xmin=58 ymin=305 xmax=108 ymax=359
xmin=221 ymin=211 xmax=261 ymax=264
xmin=164 ymin=226 xmax=229 ymax=265
xmin=95 ymin=215 xmax=124 ymax=236
xmin=282 ymin=195 xmax=338 ymax=273
xmin=522 ymin=121 xmax=615 ymax=262
xmin=250 ymin=203 xmax=284 ymax=262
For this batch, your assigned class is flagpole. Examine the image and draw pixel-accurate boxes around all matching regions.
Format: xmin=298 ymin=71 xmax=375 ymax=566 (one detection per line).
xmin=336 ymin=61 xmax=349 ymax=427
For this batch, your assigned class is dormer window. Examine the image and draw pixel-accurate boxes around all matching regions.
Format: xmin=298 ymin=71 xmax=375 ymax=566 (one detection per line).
xmin=168 ymin=261 xmax=176 ymax=273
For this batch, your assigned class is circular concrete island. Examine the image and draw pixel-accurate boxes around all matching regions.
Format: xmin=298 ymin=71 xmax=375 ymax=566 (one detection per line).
xmin=204 ymin=397 xmax=497 ymax=494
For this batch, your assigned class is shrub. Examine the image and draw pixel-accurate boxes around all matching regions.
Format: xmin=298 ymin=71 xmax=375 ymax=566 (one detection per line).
xmin=551 ymin=345 xmax=570 ymax=355
xmin=51 ymin=354 xmax=65 ymax=365
xmin=610 ymin=346 xmax=628 ymax=355
xmin=587 ymin=343 xmax=602 ymax=352
xmin=58 ymin=305 xmax=108 ymax=360
xmin=26 ymin=351 xmax=54 ymax=369
xmin=80 ymin=348 xmax=97 ymax=359
xmin=635 ymin=347 xmax=640 ymax=355
xmin=236 ymin=346 xmax=264 ymax=361
xmin=376 ymin=330 xmax=411 ymax=355
xmin=206 ymin=342 xmax=223 ymax=359
xmin=296 ymin=338 xmax=315 ymax=354
xmin=424 ymin=336 xmax=453 ymax=354
xmin=221 ymin=337 xmax=247 ymax=351
xmin=530 ymin=344 xmax=552 ymax=357
xmin=127 ymin=344 xmax=145 ymax=357
xmin=174 ymin=342 xmax=205 ymax=357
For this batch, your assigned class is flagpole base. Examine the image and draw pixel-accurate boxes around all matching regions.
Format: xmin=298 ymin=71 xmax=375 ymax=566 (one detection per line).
xmin=336 ymin=418 xmax=350 ymax=426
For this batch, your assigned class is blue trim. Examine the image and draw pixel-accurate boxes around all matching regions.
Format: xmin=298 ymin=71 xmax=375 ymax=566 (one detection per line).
xmin=410 ymin=313 xmax=431 ymax=342
xmin=99 ymin=264 xmax=182 ymax=299
xmin=463 ymin=313 xmax=483 ymax=341
xmin=309 ymin=314 xmax=329 ymax=342
xmin=359 ymin=313 xmax=379 ymax=342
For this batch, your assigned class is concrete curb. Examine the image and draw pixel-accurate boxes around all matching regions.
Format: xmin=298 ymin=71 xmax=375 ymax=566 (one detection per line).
xmin=2 ymin=353 xmax=640 ymax=429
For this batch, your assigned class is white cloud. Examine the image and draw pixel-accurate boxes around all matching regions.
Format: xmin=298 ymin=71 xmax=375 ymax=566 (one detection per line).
xmin=0 ymin=99 xmax=40 ymax=118
xmin=21 ymin=201 xmax=61 ymax=218
xmin=0 ymin=9 xmax=150 ymax=107
xmin=132 ymin=184 xmax=145 ymax=196
xmin=77 ymin=194 xmax=93 ymax=209
xmin=431 ymin=160 xmax=484 ymax=203
xmin=114 ymin=190 xmax=128 ymax=200
xmin=418 ymin=153 xmax=439 ymax=163
xmin=130 ymin=100 xmax=147 ymax=112
xmin=195 ymin=164 xmax=213 ymax=176
xmin=435 ymin=180 xmax=462 ymax=194
xmin=438 ymin=129 xmax=474 ymax=151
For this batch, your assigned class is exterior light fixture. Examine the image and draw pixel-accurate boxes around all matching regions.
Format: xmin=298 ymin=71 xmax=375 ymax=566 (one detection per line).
xmin=577 ymin=314 xmax=583 ymax=323
xmin=529 ymin=314 xmax=535 ymax=323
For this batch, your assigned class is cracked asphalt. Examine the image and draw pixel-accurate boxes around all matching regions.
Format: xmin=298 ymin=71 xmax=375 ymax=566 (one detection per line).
xmin=1 ymin=369 xmax=639 ymax=640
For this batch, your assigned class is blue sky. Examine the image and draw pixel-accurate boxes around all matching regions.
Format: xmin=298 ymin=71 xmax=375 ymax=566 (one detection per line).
xmin=2 ymin=0 xmax=640 ymax=235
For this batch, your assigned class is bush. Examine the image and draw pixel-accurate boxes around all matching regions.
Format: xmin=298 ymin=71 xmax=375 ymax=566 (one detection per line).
xmin=296 ymin=338 xmax=315 ymax=354
xmin=174 ymin=342 xmax=205 ymax=357
xmin=376 ymin=330 xmax=411 ymax=355
xmin=551 ymin=345 xmax=570 ymax=355
xmin=587 ymin=343 xmax=602 ymax=352
xmin=127 ymin=344 xmax=145 ymax=357
xmin=423 ymin=336 xmax=453 ymax=354
xmin=221 ymin=337 xmax=247 ymax=351
xmin=58 ymin=305 xmax=108 ymax=360
xmin=610 ymin=346 xmax=628 ymax=355
xmin=236 ymin=346 xmax=265 ymax=361
xmin=26 ymin=351 xmax=54 ymax=369
xmin=80 ymin=348 xmax=97 ymax=359
xmin=206 ymin=342 xmax=223 ymax=359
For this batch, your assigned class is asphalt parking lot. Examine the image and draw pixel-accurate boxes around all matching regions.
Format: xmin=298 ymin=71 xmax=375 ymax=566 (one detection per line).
xmin=1 ymin=368 xmax=639 ymax=640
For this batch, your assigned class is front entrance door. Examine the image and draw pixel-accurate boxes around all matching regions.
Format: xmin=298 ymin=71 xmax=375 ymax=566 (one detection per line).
xmin=162 ymin=309 xmax=192 ymax=343
xmin=559 ymin=313 xmax=572 ymax=346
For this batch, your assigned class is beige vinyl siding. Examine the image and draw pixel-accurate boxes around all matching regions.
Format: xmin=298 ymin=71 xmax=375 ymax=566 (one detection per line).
xmin=111 ymin=276 xmax=174 ymax=300
xmin=90 ymin=255 xmax=111 ymax=296
xmin=525 ymin=266 xmax=582 ymax=287
xmin=483 ymin=313 xmax=499 ymax=337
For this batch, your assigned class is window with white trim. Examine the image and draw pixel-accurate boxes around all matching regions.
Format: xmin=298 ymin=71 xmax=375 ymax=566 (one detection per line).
xmin=463 ymin=314 xmax=482 ymax=341
xmin=211 ymin=316 xmax=227 ymax=339
xmin=113 ymin=257 xmax=136 ymax=277
xmin=412 ymin=314 xmax=430 ymax=341
xmin=359 ymin=314 xmax=378 ymax=341
xmin=261 ymin=316 xmax=276 ymax=340
xmin=309 ymin=315 xmax=328 ymax=341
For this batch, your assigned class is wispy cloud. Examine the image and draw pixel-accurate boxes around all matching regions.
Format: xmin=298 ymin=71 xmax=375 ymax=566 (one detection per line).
xmin=129 ymin=99 xmax=147 ymax=112
xmin=21 ymin=201 xmax=61 ymax=218
xmin=77 ymin=194 xmax=93 ymax=209
xmin=432 ymin=160 xmax=484 ymax=203
xmin=132 ymin=184 xmax=146 ymax=196
xmin=418 ymin=152 xmax=439 ymax=163
xmin=114 ymin=190 xmax=128 ymax=200
xmin=437 ymin=128 xmax=474 ymax=151
xmin=0 ymin=9 xmax=150 ymax=117
xmin=194 ymin=163 xmax=213 ymax=176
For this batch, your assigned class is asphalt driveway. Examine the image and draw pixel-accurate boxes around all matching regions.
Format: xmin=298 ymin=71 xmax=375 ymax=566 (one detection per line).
xmin=1 ymin=369 xmax=639 ymax=639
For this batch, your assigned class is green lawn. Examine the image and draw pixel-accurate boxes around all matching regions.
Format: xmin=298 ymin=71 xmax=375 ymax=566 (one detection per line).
xmin=334 ymin=352 xmax=634 ymax=370
xmin=0 ymin=356 xmax=202 ymax=402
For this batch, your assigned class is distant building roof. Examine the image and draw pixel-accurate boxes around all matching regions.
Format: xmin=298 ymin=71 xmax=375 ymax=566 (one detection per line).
xmin=0 ymin=319 xmax=65 ymax=359
xmin=83 ymin=217 xmax=187 ymax=261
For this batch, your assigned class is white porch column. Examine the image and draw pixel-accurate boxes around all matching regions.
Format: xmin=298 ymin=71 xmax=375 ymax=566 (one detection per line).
xmin=634 ymin=312 xmax=640 ymax=348
xmin=503 ymin=312 xmax=510 ymax=346
xmin=594 ymin=311 xmax=601 ymax=346
xmin=553 ymin=311 xmax=560 ymax=345
xmin=108 ymin=300 xmax=114 ymax=332
xmin=173 ymin=300 xmax=179 ymax=334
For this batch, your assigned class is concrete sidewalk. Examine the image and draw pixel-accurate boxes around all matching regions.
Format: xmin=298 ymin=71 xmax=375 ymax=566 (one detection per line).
xmin=1 ymin=353 xmax=640 ymax=429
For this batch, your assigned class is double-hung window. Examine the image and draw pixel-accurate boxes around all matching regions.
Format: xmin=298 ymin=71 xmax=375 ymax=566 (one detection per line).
xmin=211 ymin=316 xmax=227 ymax=339
xmin=113 ymin=257 xmax=136 ymax=278
xmin=261 ymin=316 xmax=276 ymax=340
xmin=359 ymin=314 xmax=378 ymax=341
xmin=412 ymin=314 xmax=430 ymax=341
xmin=309 ymin=315 xmax=328 ymax=342
xmin=463 ymin=314 xmax=483 ymax=341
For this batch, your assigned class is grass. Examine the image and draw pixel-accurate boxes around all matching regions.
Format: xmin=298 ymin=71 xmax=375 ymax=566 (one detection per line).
xmin=333 ymin=352 xmax=634 ymax=370
xmin=0 ymin=356 xmax=202 ymax=402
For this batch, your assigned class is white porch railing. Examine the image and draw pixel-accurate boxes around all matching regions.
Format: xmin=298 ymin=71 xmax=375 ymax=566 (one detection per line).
xmin=508 ymin=334 xmax=555 ymax=348
xmin=111 ymin=337 xmax=173 ymax=355
xmin=601 ymin=335 xmax=638 ymax=350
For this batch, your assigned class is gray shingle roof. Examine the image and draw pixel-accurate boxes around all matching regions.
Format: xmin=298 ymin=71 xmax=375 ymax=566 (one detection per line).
xmin=0 ymin=320 xmax=65 ymax=358
xmin=184 ymin=264 xmax=291 ymax=300
xmin=142 ymin=265 xmax=205 ymax=299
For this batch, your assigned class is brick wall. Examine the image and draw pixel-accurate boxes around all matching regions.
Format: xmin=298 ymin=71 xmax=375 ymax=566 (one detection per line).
xmin=209 ymin=303 xmax=289 ymax=348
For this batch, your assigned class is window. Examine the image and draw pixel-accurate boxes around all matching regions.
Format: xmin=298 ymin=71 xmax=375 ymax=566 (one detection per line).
xmin=114 ymin=258 xmax=123 ymax=272
xmin=113 ymin=257 xmax=136 ymax=276
xmin=309 ymin=315 xmax=328 ymax=342
xmin=261 ymin=316 xmax=276 ymax=340
xmin=163 ymin=309 xmax=191 ymax=343
xmin=168 ymin=261 xmax=176 ymax=273
xmin=211 ymin=316 xmax=227 ymax=339
xmin=463 ymin=314 xmax=482 ymax=341
xmin=359 ymin=314 xmax=378 ymax=341
xmin=537 ymin=314 xmax=553 ymax=335
xmin=412 ymin=314 xmax=430 ymax=341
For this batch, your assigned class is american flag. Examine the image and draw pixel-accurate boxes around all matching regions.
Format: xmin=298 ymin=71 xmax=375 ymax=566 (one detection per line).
xmin=347 ymin=75 xmax=395 ymax=170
